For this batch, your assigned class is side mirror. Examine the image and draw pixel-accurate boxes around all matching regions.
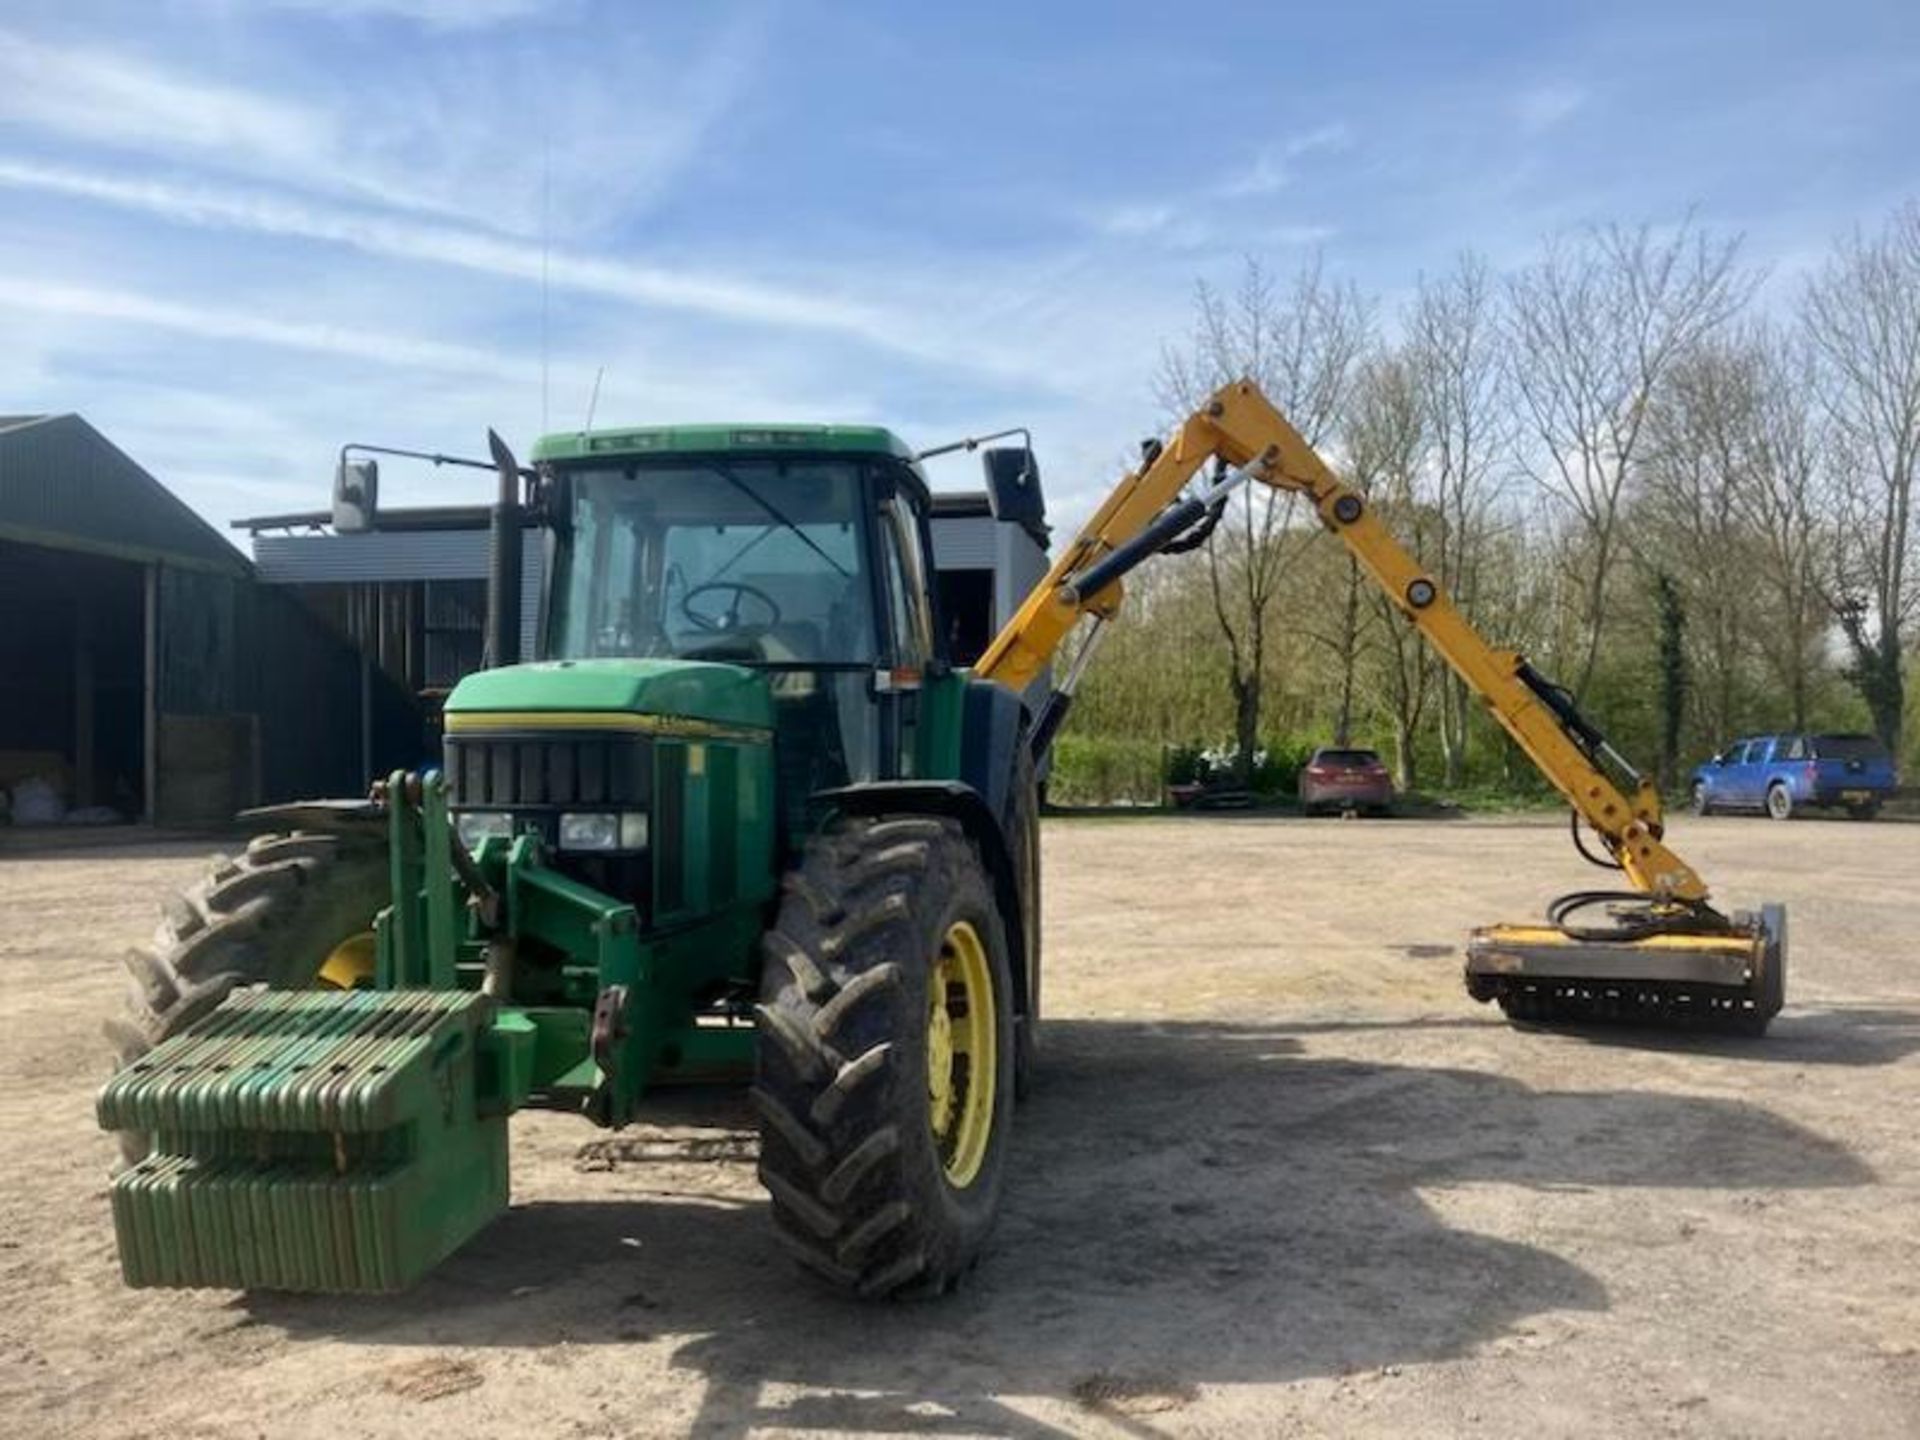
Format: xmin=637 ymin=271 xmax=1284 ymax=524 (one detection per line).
xmin=981 ymin=446 xmax=1046 ymax=532
xmin=1713 ymin=754 xmax=1728 ymax=767
xmin=333 ymin=458 xmax=378 ymax=533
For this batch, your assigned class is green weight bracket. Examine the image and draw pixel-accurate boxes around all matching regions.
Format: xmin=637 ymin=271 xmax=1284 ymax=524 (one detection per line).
xmin=377 ymin=770 xmax=460 ymax=990
xmin=98 ymin=990 xmax=506 ymax=1293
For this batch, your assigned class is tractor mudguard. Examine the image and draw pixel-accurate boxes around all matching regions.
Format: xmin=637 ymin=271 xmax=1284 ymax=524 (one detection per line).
xmin=958 ymin=679 xmax=1031 ymax=823
xmin=235 ymin=797 xmax=387 ymax=835
xmin=814 ymin=780 xmax=1029 ymax=1023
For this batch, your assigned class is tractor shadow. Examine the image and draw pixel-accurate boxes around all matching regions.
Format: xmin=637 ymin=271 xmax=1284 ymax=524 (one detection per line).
xmin=247 ymin=1017 xmax=1874 ymax=1437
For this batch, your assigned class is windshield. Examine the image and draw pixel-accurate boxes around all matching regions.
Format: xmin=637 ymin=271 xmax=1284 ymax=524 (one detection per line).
xmin=549 ymin=460 xmax=874 ymax=664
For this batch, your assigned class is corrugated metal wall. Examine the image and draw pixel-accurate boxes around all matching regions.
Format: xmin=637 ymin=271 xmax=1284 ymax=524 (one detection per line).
xmin=152 ymin=565 xmax=425 ymax=819
xmin=929 ymin=513 xmax=997 ymax=570
xmin=254 ymin=530 xmax=543 ymax=657
xmin=243 ymin=586 xmax=425 ymax=799
xmin=928 ymin=513 xmax=1049 ymax=633
xmin=156 ymin=567 xmax=243 ymax=714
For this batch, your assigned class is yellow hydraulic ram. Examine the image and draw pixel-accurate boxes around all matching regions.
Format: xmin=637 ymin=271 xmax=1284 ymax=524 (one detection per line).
xmin=975 ymin=379 xmax=1785 ymax=1033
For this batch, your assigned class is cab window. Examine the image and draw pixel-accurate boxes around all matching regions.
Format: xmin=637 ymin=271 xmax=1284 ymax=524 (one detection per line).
xmin=876 ymin=499 xmax=932 ymax=670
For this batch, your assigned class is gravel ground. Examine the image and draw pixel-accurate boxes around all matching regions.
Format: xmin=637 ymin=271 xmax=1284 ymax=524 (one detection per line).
xmin=1 ymin=811 xmax=1917 ymax=1439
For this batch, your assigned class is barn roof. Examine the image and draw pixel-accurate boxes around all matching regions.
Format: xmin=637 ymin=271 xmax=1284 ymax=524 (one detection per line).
xmin=0 ymin=414 xmax=247 ymax=574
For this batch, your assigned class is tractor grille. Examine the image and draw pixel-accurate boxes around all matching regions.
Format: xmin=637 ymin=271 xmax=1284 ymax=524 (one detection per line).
xmin=445 ymin=733 xmax=652 ymax=809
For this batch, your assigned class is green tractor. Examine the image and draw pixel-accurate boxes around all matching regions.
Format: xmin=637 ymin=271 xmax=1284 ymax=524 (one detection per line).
xmin=100 ymin=423 xmax=1046 ymax=1298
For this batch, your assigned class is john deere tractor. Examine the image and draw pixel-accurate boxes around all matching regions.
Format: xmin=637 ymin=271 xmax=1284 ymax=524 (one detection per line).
xmin=102 ymin=423 xmax=1045 ymax=1298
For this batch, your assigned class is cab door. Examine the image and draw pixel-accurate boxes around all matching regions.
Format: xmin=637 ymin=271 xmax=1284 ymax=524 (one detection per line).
xmin=873 ymin=490 xmax=935 ymax=779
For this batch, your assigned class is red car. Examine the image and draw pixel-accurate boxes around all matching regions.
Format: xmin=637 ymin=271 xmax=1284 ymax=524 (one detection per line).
xmin=1299 ymin=746 xmax=1394 ymax=815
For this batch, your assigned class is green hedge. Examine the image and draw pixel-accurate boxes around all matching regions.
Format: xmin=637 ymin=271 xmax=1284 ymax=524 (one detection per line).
xmin=1048 ymin=735 xmax=1165 ymax=806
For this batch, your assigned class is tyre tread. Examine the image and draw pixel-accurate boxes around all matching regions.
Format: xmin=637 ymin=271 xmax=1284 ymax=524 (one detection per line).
xmin=102 ymin=830 xmax=386 ymax=1164
xmin=753 ymin=814 xmax=1011 ymax=1299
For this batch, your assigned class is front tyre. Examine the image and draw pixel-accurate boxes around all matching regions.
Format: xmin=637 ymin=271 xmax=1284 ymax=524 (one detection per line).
xmin=1766 ymin=783 xmax=1795 ymax=821
xmin=1691 ymin=781 xmax=1713 ymax=817
xmin=753 ymin=815 xmax=1015 ymax=1298
xmin=103 ymin=832 xmax=387 ymax=1163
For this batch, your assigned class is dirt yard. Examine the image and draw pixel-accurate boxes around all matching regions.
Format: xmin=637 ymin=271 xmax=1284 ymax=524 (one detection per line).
xmin=2 ymin=812 xmax=1917 ymax=1439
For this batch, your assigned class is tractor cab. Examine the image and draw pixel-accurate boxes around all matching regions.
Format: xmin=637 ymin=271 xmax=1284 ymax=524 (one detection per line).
xmin=525 ymin=426 xmax=945 ymax=822
xmin=538 ymin=428 xmax=930 ymax=673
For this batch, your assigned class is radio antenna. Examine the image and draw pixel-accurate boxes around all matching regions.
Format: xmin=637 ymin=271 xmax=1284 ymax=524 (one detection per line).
xmin=584 ymin=366 xmax=605 ymax=433
xmin=539 ymin=125 xmax=552 ymax=434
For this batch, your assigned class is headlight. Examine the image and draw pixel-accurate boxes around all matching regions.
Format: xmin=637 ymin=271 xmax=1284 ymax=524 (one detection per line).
xmin=559 ymin=812 xmax=619 ymax=851
xmin=455 ymin=812 xmax=513 ymax=850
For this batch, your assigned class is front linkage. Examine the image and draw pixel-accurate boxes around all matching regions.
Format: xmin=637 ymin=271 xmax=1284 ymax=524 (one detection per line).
xmin=98 ymin=771 xmax=750 ymax=1293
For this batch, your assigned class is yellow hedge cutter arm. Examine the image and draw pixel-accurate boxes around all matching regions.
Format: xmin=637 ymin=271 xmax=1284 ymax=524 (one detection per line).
xmin=976 ymin=380 xmax=1785 ymax=1033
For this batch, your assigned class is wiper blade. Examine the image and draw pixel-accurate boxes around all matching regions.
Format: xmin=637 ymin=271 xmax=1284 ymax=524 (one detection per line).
xmin=712 ymin=523 xmax=776 ymax=581
xmin=699 ymin=462 xmax=849 ymax=579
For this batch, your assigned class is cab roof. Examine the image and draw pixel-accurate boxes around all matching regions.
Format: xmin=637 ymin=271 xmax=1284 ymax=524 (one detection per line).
xmin=532 ymin=423 xmax=917 ymax=465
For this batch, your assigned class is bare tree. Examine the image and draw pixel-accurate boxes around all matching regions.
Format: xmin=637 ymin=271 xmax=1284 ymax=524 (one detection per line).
xmin=1343 ymin=350 xmax=1434 ymax=787
xmin=1505 ymin=219 xmax=1751 ymax=699
xmin=1802 ymin=203 xmax=1920 ymax=754
xmin=1157 ymin=255 xmax=1370 ymax=779
xmin=1407 ymin=252 xmax=1508 ymax=783
xmin=1634 ymin=338 xmax=1763 ymax=744
xmin=1743 ymin=327 xmax=1830 ymax=732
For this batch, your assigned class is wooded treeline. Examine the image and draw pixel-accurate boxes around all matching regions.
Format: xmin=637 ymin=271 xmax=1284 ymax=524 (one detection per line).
xmin=1051 ymin=202 xmax=1920 ymax=805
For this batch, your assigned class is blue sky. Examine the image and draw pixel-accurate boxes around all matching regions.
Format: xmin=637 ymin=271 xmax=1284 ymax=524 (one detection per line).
xmin=0 ymin=0 xmax=1915 ymax=540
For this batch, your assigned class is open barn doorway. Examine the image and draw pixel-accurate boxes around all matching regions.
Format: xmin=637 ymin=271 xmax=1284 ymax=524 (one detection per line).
xmin=0 ymin=537 xmax=147 ymax=824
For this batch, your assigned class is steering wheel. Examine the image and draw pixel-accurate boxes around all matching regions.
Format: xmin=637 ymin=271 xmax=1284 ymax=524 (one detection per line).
xmin=681 ymin=580 xmax=782 ymax=635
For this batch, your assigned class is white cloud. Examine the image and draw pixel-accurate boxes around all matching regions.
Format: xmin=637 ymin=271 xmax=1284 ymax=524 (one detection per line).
xmin=1216 ymin=154 xmax=1291 ymax=201
xmin=249 ymin=0 xmax=564 ymax=27
xmin=0 ymin=274 xmax=533 ymax=381
xmin=0 ymin=30 xmax=452 ymax=219
xmin=1082 ymin=190 xmax=1332 ymax=253
xmin=1513 ymin=83 xmax=1588 ymax=134
xmin=0 ymin=158 xmax=908 ymax=347
xmin=0 ymin=33 xmax=309 ymax=155
xmin=0 ymin=273 xmax=894 ymax=522
xmin=342 ymin=7 xmax=769 ymax=232
xmin=0 ymin=155 xmax=1152 ymax=398
xmin=1214 ymin=122 xmax=1355 ymax=199
xmin=0 ymin=17 xmax=765 ymax=234
xmin=1093 ymin=203 xmax=1180 ymax=237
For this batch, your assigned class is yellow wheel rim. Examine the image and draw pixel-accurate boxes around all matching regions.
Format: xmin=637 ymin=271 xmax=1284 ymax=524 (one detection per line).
xmin=316 ymin=931 xmax=377 ymax=990
xmin=927 ymin=919 xmax=996 ymax=1189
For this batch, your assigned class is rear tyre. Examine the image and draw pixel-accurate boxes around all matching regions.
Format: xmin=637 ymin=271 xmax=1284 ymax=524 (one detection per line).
xmin=103 ymin=832 xmax=388 ymax=1163
xmin=1766 ymin=783 xmax=1795 ymax=821
xmin=1691 ymin=782 xmax=1713 ymax=817
xmin=754 ymin=815 xmax=1015 ymax=1298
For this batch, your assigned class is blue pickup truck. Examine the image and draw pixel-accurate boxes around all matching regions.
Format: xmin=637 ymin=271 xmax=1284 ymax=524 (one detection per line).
xmin=1691 ymin=732 xmax=1898 ymax=820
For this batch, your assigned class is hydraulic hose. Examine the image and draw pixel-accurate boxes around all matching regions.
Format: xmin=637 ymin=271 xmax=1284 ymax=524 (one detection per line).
xmin=1569 ymin=809 xmax=1623 ymax=871
xmin=1546 ymin=889 xmax=1731 ymax=943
